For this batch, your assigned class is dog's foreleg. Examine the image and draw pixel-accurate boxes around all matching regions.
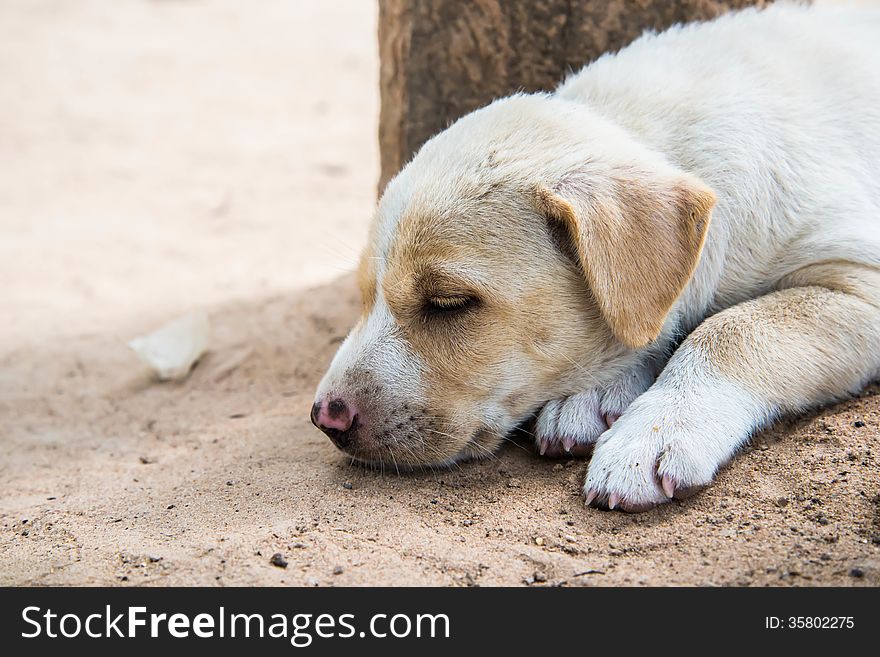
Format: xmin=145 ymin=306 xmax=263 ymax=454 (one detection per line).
xmin=584 ymin=262 xmax=880 ymax=512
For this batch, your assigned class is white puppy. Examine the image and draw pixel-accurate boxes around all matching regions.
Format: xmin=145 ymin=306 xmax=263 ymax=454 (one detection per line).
xmin=312 ymin=3 xmax=880 ymax=512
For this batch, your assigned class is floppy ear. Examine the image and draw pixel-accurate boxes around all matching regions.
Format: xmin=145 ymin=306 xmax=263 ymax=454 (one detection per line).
xmin=534 ymin=171 xmax=715 ymax=348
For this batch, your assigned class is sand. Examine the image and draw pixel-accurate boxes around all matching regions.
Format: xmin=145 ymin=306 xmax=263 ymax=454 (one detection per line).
xmin=1 ymin=0 xmax=878 ymax=587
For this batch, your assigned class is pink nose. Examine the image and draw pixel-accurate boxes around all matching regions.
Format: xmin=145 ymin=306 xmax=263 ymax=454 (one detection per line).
xmin=318 ymin=399 xmax=355 ymax=432
xmin=310 ymin=398 xmax=358 ymax=449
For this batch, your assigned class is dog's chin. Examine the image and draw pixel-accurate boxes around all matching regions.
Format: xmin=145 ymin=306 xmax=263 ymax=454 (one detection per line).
xmin=343 ymin=426 xmax=504 ymax=472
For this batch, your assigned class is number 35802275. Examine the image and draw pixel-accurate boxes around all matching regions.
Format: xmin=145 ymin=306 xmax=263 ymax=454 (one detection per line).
xmin=765 ymin=617 xmax=854 ymax=629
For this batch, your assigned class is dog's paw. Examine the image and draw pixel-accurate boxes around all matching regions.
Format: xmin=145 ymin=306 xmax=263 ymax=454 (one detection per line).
xmin=596 ymin=360 xmax=659 ymax=427
xmin=535 ymin=390 xmax=606 ymax=457
xmin=535 ymin=360 xmax=658 ymax=458
xmin=582 ymin=388 xmax=728 ymax=512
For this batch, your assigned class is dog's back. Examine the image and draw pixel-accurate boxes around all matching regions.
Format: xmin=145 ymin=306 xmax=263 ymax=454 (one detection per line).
xmin=557 ymin=4 xmax=880 ymax=312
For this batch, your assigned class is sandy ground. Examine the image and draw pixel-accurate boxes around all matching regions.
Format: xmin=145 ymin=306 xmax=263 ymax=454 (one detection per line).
xmin=2 ymin=0 xmax=878 ymax=587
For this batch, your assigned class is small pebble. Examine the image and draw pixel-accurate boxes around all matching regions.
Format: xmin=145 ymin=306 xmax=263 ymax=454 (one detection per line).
xmin=333 ymin=566 xmax=344 ymax=575
xmin=849 ymin=568 xmax=865 ymax=579
xmin=853 ymin=420 xmax=866 ymax=428
xmin=534 ymin=537 xmax=545 ymax=546
xmin=533 ymin=571 xmax=548 ymax=583
xmin=269 ymin=553 xmax=288 ymax=568
xmin=776 ymin=497 xmax=789 ymax=507
xmin=507 ymin=478 xmax=522 ymax=488
xmin=342 ymin=482 xmax=353 ymax=490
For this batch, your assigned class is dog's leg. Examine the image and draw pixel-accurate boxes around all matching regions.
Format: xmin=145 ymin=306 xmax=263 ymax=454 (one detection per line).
xmin=535 ymin=357 xmax=660 ymax=457
xmin=584 ymin=262 xmax=880 ymax=512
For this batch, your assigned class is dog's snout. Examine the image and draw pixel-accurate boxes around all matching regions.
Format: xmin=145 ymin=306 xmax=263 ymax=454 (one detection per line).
xmin=311 ymin=398 xmax=358 ymax=449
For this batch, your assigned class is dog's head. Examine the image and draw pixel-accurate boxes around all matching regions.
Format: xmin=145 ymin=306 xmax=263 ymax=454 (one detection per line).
xmin=311 ymin=94 xmax=714 ymax=467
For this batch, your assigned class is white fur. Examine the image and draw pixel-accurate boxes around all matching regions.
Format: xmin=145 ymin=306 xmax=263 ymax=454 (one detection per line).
xmin=316 ymin=3 xmax=880 ymax=507
xmin=585 ymin=345 xmax=775 ymax=508
xmin=557 ymin=3 xmax=880 ymax=317
xmin=556 ymin=3 xmax=880 ymax=507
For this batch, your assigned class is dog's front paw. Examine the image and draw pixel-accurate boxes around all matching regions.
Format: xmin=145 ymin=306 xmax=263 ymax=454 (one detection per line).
xmin=583 ymin=391 xmax=724 ymax=512
xmin=535 ymin=359 xmax=658 ymax=458
xmin=535 ymin=390 xmax=606 ymax=457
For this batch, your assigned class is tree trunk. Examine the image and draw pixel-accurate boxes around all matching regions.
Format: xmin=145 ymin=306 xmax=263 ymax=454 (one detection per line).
xmin=378 ymin=0 xmax=771 ymax=192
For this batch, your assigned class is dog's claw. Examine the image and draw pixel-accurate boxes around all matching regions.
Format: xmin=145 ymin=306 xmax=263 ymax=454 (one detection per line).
xmin=608 ymin=492 xmax=621 ymax=510
xmin=661 ymin=474 xmax=675 ymax=498
xmin=585 ymin=489 xmax=598 ymax=506
xmin=561 ymin=436 xmax=575 ymax=452
xmin=538 ymin=439 xmax=548 ymax=456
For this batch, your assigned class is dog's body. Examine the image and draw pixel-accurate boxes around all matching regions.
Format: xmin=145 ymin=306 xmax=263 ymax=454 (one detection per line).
xmin=313 ymin=4 xmax=880 ymax=511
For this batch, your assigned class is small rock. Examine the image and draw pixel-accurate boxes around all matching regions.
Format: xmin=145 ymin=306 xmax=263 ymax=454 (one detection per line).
xmin=533 ymin=571 xmax=548 ymax=583
xmin=854 ymin=420 xmax=866 ymax=428
xmin=534 ymin=537 xmax=545 ymax=546
xmin=139 ymin=456 xmax=157 ymax=465
xmin=776 ymin=497 xmax=789 ymax=507
xmin=332 ymin=566 xmax=344 ymax=575
xmin=507 ymin=478 xmax=522 ymax=488
xmin=269 ymin=553 xmax=288 ymax=568
xmin=226 ymin=480 xmax=234 ymax=486
xmin=342 ymin=482 xmax=353 ymax=490
xmin=306 ymin=577 xmax=319 ymax=587
xmin=849 ymin=567 xmax=865 ymax=579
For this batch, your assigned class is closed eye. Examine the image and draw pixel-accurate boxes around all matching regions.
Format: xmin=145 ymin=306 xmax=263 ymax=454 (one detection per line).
xmin=424 ymin=295 xmax=477 ymax=315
